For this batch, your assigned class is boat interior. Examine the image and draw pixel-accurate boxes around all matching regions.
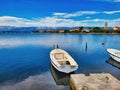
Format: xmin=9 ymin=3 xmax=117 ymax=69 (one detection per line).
xmin=54 ymin=53 xmax=70 ymax=66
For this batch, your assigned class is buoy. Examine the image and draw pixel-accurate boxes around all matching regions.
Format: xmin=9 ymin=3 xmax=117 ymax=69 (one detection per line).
xmin=102 ymin=42 xmax=104 ymax=45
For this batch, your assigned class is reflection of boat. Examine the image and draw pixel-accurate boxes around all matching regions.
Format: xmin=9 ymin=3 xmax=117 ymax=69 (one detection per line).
xmin=107 ymin=48 xmax=120 ymax=63
xmin=106 ymin=58 xmax=120 ymax=69
xmin=50 ymin=48 xmax=78 ymax=73
xmin=50 ymin=64 xmax=70 ymax=85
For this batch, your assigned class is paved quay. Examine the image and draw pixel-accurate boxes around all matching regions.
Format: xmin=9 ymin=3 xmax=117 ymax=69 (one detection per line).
xmin=70 ymin=73 xmax=120 ymax=90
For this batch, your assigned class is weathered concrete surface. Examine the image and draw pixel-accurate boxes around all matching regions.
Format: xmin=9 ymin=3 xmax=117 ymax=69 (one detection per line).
xmin=70 ymin=73 xmax=120 ymax=90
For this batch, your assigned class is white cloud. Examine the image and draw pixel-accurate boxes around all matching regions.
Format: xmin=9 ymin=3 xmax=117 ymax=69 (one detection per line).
xmin=0 ymin=16 xmax=120 ymax=27
xmin=35 ymin=17 xmax=82 ymax=27
xmin=0 ymin=16 xmax=32 ymax=27
xmin=103 ymin=10 xmax=120 ymax=14
xmin=0 ymin=16 xmax=27 ymax=21
xmin=53 ymin=10 xmax=120 ymax=18
xmin=92 ymin=0 xmax=120 ymax=2
xmin=0 ymin=16 xmax=82 ymax=27
xmin=86 ymin=16 xmax=91 ymax=19
xmin=53 ymin=11 xmax=99 ymax=18
xmin=109 ymin=18 xmax=120 ymax=26
xmin=80 ymin=18 xmax=120 ymax=27
xmin=113 ymin=0 xmax=120 ymax=2
xmin=53 ymin=12 xmax=66 ymax=16
xmin=0 ymin=10 xmax=120 ymax=27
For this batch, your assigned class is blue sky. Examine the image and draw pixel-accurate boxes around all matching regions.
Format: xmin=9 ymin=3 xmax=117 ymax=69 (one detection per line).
xmin=0 ymin=0 xmax=120 ymax=27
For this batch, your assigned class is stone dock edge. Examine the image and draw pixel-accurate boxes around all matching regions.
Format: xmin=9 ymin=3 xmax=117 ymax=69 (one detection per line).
xmin=70 ymin=73 xmax=120 ymax=90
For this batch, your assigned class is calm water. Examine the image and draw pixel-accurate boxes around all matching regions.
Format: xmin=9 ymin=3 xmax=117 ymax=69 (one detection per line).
xmin=0 ymin=33 xmax=120 ymax=90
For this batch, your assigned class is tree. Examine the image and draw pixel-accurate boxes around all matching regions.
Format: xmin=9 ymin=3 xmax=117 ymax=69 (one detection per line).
xmin=93 ymin=27 xmax=101 ymax=30
xmin=92 ymin=27 xmax=103 ymax=32
xmin=79 ymin=26 xmax=83 ymax=31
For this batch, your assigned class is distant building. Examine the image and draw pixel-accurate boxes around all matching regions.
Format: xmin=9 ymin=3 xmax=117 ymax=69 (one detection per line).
xmin=49 ymin=30 xmax=56 ymax=33
xmin=38 ymin=30 xmax=44 ymax=33
xmin=113 ymin=26 xmax=120 ymax=31
xmin=58 ymin=30 xmax=65 ymax=33
xmin=82 ymin=28 xmax=91 ymax=32
xmin=104 ymin=22 xmax=108 ymax=30
xmin=69 ymin=28 xmax=79 ymax=32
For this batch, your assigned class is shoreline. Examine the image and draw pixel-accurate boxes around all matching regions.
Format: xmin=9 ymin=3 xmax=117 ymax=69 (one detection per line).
xmin=0 ymin=32 xmax=120 ymax=35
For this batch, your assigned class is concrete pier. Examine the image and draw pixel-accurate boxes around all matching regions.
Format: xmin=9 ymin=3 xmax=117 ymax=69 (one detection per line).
xmin=70 ymin=73 xmax=120 ymax=90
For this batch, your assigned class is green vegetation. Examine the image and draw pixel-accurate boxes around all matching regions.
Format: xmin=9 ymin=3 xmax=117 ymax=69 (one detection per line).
xmin=90 ymin=27 xmax=120 ymax=34
xmin=92 ymin=27 xmax=102 ymax=32
xmin=79 ymin=26 xmax=83 ymax=31
xmin=64 ymin=30 xmax=69 ymax=33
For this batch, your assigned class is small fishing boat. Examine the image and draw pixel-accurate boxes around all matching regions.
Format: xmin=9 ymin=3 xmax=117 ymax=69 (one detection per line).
xmin=107 ymin=48 xmax=120 ymax=63
xmin=50 ymin=48 xmax=78 ymax=73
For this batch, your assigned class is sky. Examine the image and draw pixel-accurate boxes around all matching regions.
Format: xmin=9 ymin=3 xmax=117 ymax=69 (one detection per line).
xmin=0 ymin=0 xmax=120 ymax=27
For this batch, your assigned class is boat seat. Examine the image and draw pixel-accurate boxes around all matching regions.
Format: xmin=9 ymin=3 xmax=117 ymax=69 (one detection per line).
xmin=58 ymin=61 xmax=67 ymax=65
xmin=54 ymin=53 xmax=64 ymax=60
xmin=115 ymin=52 xmax=120 ymax=54
xmin=54 ymin=52 xmax=77 ymax=66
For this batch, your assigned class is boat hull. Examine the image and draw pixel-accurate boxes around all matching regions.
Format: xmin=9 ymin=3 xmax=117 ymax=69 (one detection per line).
xmin=107 ymin=48 xmax=120 ymax=63
xmin=109 ymin=54 xmax=120 ymax=63
xmin=51 ymin=60 xmax=78 ymax=73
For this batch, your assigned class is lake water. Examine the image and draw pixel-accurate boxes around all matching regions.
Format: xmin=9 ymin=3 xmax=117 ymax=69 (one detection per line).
xmin=0 ymin=33 xmax=120 ymax=90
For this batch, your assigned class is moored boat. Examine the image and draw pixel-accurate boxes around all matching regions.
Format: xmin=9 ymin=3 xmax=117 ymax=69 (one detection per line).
xmin=107 ymin=48 xmax=120 ymax=63
xmin=50 ymin=48 xmax=78 ymax=73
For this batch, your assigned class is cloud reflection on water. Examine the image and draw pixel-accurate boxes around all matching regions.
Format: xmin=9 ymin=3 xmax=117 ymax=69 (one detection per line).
xmin=0 ymin=34 xmax=74 ymax=49
xmin=0 ymin=72 xmax=69 ymax=90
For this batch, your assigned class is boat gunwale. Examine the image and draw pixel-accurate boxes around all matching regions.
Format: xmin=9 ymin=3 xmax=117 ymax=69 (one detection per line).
xmin=107 ymin=49 xmax=120 ymax=59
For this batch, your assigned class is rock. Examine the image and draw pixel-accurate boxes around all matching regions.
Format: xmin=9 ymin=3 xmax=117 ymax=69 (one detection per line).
xmin=70 ymin=73 xmax=120 ymax=90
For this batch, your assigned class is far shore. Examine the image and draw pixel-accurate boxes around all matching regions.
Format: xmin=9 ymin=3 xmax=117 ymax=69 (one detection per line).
xmin=0 ymin=31 xmax=120 ymax=35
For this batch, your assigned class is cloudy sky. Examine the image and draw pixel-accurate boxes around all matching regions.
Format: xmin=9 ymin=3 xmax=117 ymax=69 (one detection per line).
xmin=0 ymin=0 xmax=120 ymax=27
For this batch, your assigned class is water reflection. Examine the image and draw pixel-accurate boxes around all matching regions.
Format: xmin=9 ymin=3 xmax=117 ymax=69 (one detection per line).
xmin=0 ymin=72 xmax=69 ymax=90
xmin=85 ymin=42 xmax=88 ymax=52
xmin=106 ymin=58 xmax=120 ymax=69
xmin=50 ymin=64 xmax=72 ymax=86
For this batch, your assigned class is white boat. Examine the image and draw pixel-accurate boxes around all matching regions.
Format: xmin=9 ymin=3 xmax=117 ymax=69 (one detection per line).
xmin=50 ymin=49 xmax=78 ymax=73
xmin=107 ymin=48 xmax=120 ymax=63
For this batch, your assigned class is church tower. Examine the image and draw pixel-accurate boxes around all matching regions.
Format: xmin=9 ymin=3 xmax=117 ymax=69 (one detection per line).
xmin=104 ymin=22 xmax=108 ymax=30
